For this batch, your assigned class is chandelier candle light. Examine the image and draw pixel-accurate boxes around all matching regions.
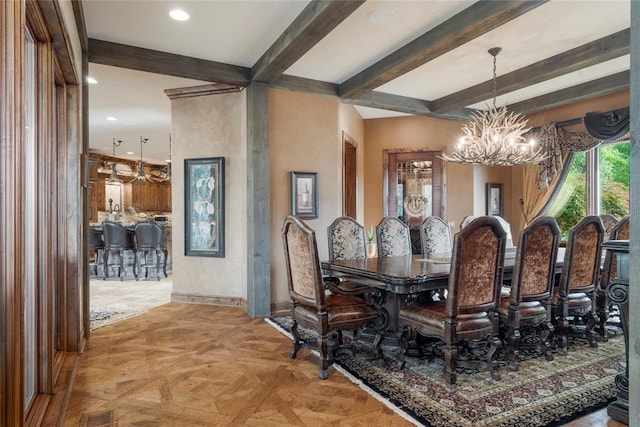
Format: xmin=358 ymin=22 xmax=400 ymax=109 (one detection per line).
xmin=441 ymin=47 xmax=546 ymax=166
xmin=134 ymin=136 xmax=149 ymax=181
xmin=106 ymin=138 xmax=123 ymax=183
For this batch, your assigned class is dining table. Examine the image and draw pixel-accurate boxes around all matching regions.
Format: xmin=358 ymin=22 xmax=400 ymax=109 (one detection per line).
xmin=321 ymin=247 xmax=566 ymax=335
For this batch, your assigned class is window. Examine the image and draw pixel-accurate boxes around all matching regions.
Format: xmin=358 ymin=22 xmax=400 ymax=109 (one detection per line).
xmin=547 ymin=141 xmax=629 ymax=237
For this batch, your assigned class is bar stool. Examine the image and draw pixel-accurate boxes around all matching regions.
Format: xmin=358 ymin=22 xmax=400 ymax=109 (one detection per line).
xmin=88 ymin=228 xmax=105 ymax=277
xmin=102 ymin=220 xmax=137 ymax=280
xmin=134 ymin=221 xmax=168 ymax=281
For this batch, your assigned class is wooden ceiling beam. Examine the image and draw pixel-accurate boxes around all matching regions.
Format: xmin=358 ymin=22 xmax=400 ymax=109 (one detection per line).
xmin=510 ymin=71 xmax=630 ymax=115
xmin=432 ymin=28 xmax=631 ymax=113
xmin=88 ymin=38 xmax=251 ymax=86
xmin=251 ymin=0 xmax=364 ymax=83
xmin=338 ymin=0 xmax=548 ymax=99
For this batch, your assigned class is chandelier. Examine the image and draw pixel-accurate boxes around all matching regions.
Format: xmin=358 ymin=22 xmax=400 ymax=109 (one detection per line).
xmin=441 ymin=47 xmax=546 ymax=166
xmin=133 ymin=136 xmax=149 ymax=181
xmin=106 ymin=138 xmax=123 ymax=183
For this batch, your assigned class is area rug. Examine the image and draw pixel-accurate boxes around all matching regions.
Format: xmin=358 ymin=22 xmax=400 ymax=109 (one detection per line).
xmin=90 ymin=309 xmax=146 ymax=330
xmin=267 ymin=316 xmax=624 ymax=427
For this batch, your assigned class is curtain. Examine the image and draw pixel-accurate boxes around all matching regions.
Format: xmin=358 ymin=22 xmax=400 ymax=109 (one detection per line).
xmin=521 ymin=150 xmax=571 ymax=226
xmin=584 ymin=107 xmax=630 ymax=141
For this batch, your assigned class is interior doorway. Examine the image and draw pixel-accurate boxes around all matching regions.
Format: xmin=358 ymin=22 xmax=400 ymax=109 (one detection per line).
xmin=343 ymin=132 xmax=357 ymax=218
xmin=384 ymin=150 xmax=443 ymax=253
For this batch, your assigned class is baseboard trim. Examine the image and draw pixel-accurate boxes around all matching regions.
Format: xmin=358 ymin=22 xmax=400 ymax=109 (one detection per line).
xmin=270 ymin=300 xmax=290 ymax=318
xmin=171 ymin=292 xmax=245 ymax=309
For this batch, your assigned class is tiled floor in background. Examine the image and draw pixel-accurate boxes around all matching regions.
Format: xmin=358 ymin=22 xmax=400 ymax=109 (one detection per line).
xmin=90 ymin=273 xmax=172 ymax=317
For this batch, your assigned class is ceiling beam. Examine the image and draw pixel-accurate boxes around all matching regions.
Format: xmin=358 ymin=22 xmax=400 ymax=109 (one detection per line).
xmin=271 ymin=75 xmax=472 ymax=120
xmin=251 ymin=0 xmax=364 ymax=83
xmin=88 ymin=38 xmax=251 ymax=86
xmin=432 ymin=28 xmax=631 ymax=113
xmin=510 ymin=70 xmax=630 ymax=115
xmin=338 ymin=0 xmax=548 ymax=99
xmin=341 ymin=92 xmax=473 ymax=121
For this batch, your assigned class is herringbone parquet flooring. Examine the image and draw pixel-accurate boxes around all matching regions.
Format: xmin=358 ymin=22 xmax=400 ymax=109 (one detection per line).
xmin=65 ymin=303 xmax=413 ymax=426
xmin=64 ymin=303 xmax=622 ymax=427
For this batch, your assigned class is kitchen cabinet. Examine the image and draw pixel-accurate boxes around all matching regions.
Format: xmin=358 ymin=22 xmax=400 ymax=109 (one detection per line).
xmin=130 ymin=180 xmax=172 ymax=212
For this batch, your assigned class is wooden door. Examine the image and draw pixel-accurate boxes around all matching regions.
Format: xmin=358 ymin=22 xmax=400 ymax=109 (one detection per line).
xmin=343 ymin=132 xmax=357 ymax=218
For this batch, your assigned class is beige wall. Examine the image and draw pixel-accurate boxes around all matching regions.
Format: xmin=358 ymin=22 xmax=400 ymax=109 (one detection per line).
xmin=362 ymin=115 xmax=471 ymax=230
xmin=169 ymin=90 xmax=248 ymax=302
xmin=269 ymin=89 xmax=344 ymax=304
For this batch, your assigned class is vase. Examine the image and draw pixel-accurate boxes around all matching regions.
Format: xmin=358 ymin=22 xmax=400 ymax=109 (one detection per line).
xmin=366 ymin=243 xmax=377 ymax=258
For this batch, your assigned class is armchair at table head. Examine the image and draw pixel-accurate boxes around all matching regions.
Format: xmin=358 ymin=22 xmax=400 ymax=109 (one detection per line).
xmin=596 ymin=214 xmax=629 ymax=339
xmin=327 ymin=216 xmax=366 ymax=261
xmin=134 ymin=221 xmax=168 ymax=281
xmin=419 ymin=216 xmax=452 ymax=258
xmin=397 ymin=216 xmax=507 ymax=392
xmin=282 ymin=215 xmax=383 ymax=379
xmin=499 ymin=216 xmax=560 ymax=371
xmin=101 ymin=220 xmax=137 ymax=280
xmin=376 ymin=217 xmax=411 ymax=257
xmin=553 ymin=215 xmax=605 ymax=354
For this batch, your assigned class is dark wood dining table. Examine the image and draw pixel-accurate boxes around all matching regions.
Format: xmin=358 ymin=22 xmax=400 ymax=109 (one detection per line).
xmin=321 ymin=247 xmax=565 ymax=335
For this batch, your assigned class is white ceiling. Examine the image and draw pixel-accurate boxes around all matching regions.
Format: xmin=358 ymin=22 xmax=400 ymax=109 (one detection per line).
xmin=84 ymin=0 xmax=631 ymax=164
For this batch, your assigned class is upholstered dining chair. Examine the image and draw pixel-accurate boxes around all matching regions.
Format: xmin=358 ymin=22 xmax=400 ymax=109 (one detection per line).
xmin=134 ymin=221 xmax=169 ymax=281
xmin=89 ymin=228 xmax=105 ymax=277
xmin=419 ymin=216 xmax=452 ymax=259
xmin=376 ymin=217 xmax=412 ymax=257
xmin=462 ymin=215 xmax=514 ymax=249
xmin=282 ymin=215 xmax=383 ymax=379
xmin=596 ymin=215 xmax=629 ymax=340
xmin=553 ymin=215 xmax=605 ymax=354
xmin=499 ymin=216 xmax=560 ymax=371
xmin=599 ymin=214 xmax=619 ymax=242
xmin=102 ymin=220 xmax=137 ymax=280
xmin=327 ymin=216 xmax=366 ymax=261
xmin=397 ymin=216 xmax=507 ymax=392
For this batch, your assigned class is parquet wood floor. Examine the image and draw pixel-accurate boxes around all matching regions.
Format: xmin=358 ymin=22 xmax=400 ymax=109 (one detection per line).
xmin=63 ymin=303 xmax=625 ymax=427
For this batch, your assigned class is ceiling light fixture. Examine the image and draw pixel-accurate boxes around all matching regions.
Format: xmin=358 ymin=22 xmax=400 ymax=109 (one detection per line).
xmin=86 ymin=76 xmax=98 ymax=84
xmin=169 ymin=9 xmax=189 ymax=21
xmin=133 ymin=136 xmax=149 ymax=182
xmin=106 ymin=116 xmax=117 ymax=121
xmin=106 ymin=138 xmax=123 ymax=183
xmin=441 ymin=47 xmax=545 ymax=166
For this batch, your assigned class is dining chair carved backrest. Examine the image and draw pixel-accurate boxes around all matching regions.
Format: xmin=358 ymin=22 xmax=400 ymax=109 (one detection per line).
xmin=499 ymin=216 xmax=560 ymax=371
xmin=397 ymin=216 xmax=507 ymax=392
xmin=134 ymin=221 xmax=169 ymax=281
xmin=282 ymin=215 xmax=382 ymax=379
xmin=553 ymin=215 xmax=604 ymax=354
xmin=462 ymin=215 xmax=514 ymax=249
xmin=419 ymin=216 xmax=452 ymax=259
xmin=376 ymin=217 xmax=411 ymax=257
xmin=101 ymin=220 xmax=137 ymax=280
xmin=599 ymin=214 xmax=619 ymax=242
xmin=327 ymin=216 xmax=366 ymax=261
xmin=596 ymin=214 xmax=629 ymax=339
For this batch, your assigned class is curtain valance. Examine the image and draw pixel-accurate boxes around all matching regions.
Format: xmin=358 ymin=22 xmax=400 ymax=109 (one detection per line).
xmin=584 ymin=107 xmax=630 ymax=141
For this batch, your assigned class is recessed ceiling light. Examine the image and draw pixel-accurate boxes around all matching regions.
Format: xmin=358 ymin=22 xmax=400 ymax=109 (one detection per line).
xmin=126 ymin=151 xmax=135 ymax=155
xmin=86 ymin=76 xmax=98 ymax=84
xmin=106 ymin=116 xmax=117 ymax=121
xmin=367 ymin=9 xmax=396 ymax=25
xmin=169 ymin=9 xmax=189 ymax=21
xmin=165 ymin=159 xmax=172 ymax=163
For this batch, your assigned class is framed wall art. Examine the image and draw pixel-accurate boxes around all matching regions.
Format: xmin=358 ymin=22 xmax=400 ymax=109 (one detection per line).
xmin=486 ymin=183 xmax=503 ymax=217
xmin=185 ymin=157 xmax=225 ymax=257
xmin=290 ymin=171 xmax=318 ymax=219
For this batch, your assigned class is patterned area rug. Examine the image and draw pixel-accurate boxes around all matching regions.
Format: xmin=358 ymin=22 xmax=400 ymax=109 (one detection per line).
xmin=90 ymin=309 xmax=146 ymax=330
xmin=267 ymin=316 xmax=624 ymax=427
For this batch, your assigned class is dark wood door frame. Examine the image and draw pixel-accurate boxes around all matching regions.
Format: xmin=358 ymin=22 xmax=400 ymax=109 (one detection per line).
xmin=342 ymin=131 xmax=357 ymax=218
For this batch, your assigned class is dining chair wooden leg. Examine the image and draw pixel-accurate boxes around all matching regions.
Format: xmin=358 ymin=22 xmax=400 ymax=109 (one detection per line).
xmin=317 ymin=333 xmax=330 ymax=380
xmin=443 ymin=342 xmax=457 ymax=393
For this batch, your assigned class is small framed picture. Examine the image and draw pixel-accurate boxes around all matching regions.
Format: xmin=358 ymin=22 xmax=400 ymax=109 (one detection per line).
xmin=291 ymin=171 xmax=318 ymax=219
xmin=486 ymin=183 xmax=503 ymax=217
